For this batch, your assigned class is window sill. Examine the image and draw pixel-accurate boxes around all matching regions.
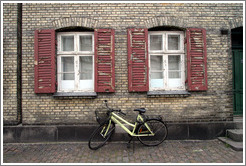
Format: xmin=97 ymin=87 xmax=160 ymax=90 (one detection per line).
xmin=147 ymin=90 xmax=191 ymax=98
xmin=53 ymin=92 xmax=97 ymax=98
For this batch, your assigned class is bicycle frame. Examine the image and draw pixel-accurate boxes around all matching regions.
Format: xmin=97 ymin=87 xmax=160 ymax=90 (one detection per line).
xmin=108 ymin=112 xmax=154 ymax=137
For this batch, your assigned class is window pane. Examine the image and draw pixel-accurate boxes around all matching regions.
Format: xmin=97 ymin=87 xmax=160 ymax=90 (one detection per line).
xmin=61 ymin=80 xmax=74 ymax=90
xmin=168 ymin=79 xmax=182 ymax=88
xmin=151 ymin=56 xmax=163 ymax=70
xmin=169 ymin=71 xmax=181 ymax=78
xmin=79 ymin=80 xmax=94 ymax=90
xmin=151 ymin=72 xmax=163 ymax=88
xmin=62 ymin=57 xmax=74 ymax=72
xmin=62 ymin=36 xmax=74 ymax=51
xmin=168 ymin=56 xmax=180 ymax=70
xmin=151 ymin=79 xmax=163 ymax=88
xmin=61 ymin=57 xmax=74 ymax=80
xmin=62 ymin=73 xmax=74 ymax=80
xmin=79 ymin=56 xmax=93 ymax=80
xmin=150 ymin=55 xmax=163 ymax=88
xmin=168 ymin=55 xmax=182 ymax=88
xmin=150 ymin=35 xmax=162 ymax=50
xmin=151 ymin=72 xmax=163 ymax=79
xmin=79 ymin=35 xmax=92 ymax=51
xmin=168 ymin=35 xmax=180 ymax=50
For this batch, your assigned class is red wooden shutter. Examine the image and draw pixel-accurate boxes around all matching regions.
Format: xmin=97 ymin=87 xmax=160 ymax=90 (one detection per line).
xmin=34 ymin=29 xmax=56 ymax=93
xmin=94 ymin=29 xmax=115 ymax=92
xmin=128 ymin=28 xmax=149 ymax=92
xmin=186 ymin=28 xmax=208 ymax=91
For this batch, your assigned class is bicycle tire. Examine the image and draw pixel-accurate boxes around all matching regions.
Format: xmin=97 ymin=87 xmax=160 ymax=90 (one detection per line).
xmin=88 ymin=120 xmax=115 ymax=150
xmin=137 ymin=119 xmax=168 ymax=146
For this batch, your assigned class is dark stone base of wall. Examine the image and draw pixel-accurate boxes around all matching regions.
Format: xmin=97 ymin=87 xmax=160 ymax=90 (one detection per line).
xmin=3 ymin=120 xmax=20 ymax=126
xmin=3 ymin=121 xmax=239 ymax=143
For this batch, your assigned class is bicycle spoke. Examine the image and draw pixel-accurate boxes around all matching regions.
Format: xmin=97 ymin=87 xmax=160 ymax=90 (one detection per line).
xmin=137 ymin=119 xmax=168 ymax=146
xmin=153 ymin=124 xmax=165 ymax=134
xmin=105 ymin=127 xmax=115 ymax=137
xmin=88 ymin=121 xmax=115 ymax=150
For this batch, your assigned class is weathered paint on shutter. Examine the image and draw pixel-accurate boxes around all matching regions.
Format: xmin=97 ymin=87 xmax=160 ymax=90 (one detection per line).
xmin=128 ymin=28 xmax=149 ymax=92
xmin=34 ymin=29 xmax=56 ymax=93
xmin=94 ymin=29 xmax=115 ymax=92
xmin=186 ymin=28 xmax=208 ymax=91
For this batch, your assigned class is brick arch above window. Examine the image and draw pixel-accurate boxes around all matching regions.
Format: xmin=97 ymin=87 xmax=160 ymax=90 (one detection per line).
xmin=55 ymin=26 xmax=94 ymax=32
xmin=229 ymin=17 xmax=243 ymax=30
xmin=52 ymin=17 xmax=99 ymax=30
xmin=144 ymin=17 xmax=187 ymax=29
xmin=148 ymin=25 xmax=186 ymax=32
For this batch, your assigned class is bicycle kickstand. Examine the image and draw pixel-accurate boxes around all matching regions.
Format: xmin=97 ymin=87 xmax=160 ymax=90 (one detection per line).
xmin=127 ymin=136 xmax=133 ymax=149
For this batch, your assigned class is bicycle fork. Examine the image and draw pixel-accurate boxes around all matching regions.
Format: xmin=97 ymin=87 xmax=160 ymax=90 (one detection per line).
xmin=100 ymin=120 xmax=115 ymax=138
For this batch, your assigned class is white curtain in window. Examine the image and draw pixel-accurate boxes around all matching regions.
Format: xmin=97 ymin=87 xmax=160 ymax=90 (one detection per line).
xmin=168 ymin=55 xmax=182 ymax=88
xmin=62 ymin=36 xmax=74 ymax=51
xmin=79 ymin=56 xmax=93 ymax=80
xmin=168 ymin=35 xmax=180 ymax=50
xmin=79 ymin=56 xmax=93 ymax=90
xmin=61 ymin=57 xmax=74 ymax=80
xmin=79 ymin=35 xmax=92 ymax=51
xmin=150 ymin=55 xmax=163 ymax=88
xmin=61 ymin=57 xmax=75 ymax=90
xmin=150 ymin=35 xmax=162 ymax=50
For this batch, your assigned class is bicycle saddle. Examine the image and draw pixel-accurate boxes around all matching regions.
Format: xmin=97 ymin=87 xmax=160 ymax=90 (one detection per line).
xmin=134 ymin=108 xmax=146 ymax=114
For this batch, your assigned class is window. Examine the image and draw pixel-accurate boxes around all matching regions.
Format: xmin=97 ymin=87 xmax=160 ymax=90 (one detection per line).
xmin=34 ymin=29 xmax=115 ymax=94
xmin=57 ymin=32 xmax=94 ymax=92
xmin=128 ymin=28 xmax=207 ymax=93
xmin=148 ymin=31 xmax=185 ymax=91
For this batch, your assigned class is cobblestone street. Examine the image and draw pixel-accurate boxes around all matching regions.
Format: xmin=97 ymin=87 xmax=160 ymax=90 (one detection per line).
xmin=3 ymin=139 xmax=244 ymax=164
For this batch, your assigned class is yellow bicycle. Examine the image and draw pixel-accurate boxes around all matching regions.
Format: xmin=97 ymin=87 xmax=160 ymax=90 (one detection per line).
xmin=88 ymin=100 xmax=168 ymax=150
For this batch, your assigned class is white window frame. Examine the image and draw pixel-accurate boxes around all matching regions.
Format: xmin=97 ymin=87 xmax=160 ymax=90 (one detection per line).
xmin=166 ymin=32 xmax=184 ymax=53
xmin=149 ymin=33 xmax=164 ymax=52
xmin=166 ymin=54 xmax=185 ymax=90
xmin=58 ymin=34 xmax=76 ymax=54
xmin=77 ymin=33 xmax=94 ymax=54
xmin=57 ymin=32 xmax=94 ymax=92
xmin=148 ymin=31 xmax=185 ymax=91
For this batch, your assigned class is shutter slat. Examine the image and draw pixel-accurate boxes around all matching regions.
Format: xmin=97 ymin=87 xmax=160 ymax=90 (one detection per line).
xmin=94 ymin=29 xmax=115 ymax=92
xmin=187 ymin=28 xmax=208 ymax=91
xmin=34 ymin=29 xmax=56 ymax=93
xmin=128 ymin=28 xmax=149 ymax=92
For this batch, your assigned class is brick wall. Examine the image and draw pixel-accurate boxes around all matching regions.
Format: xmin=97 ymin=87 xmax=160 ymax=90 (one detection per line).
xmin=3 ymin=3 xmax=19 ymax=124
xmin=3 ymin=3 xmax=243 ymax=125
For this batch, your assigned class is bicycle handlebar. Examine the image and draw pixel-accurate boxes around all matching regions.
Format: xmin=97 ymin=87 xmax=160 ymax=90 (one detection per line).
xmin=115 ymin=109 xmax=126 ymax=116
xmin=104 ymin=100 xmax=126 ymax=115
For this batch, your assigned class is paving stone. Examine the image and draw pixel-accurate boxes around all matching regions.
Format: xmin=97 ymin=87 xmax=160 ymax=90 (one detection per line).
xmin=3 ymin=140 xmax=243 ymax=163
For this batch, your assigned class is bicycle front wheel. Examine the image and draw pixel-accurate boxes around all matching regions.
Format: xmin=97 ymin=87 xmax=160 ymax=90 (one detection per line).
xmin=88 ymin=121 xmax=115 ymax=150
xmin=137 ymin=119 xmax=168 ymax=146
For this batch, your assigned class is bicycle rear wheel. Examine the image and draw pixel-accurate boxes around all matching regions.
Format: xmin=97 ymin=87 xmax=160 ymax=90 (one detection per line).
xmin=137 ymin=119 xmax=168 ymax=146
xmin=88 ymin=120 xmax=115 ymax=150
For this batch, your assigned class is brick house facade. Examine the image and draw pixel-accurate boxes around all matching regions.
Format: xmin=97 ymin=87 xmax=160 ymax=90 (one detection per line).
xmin=3 ymin=2 xmax=243 ymax=131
